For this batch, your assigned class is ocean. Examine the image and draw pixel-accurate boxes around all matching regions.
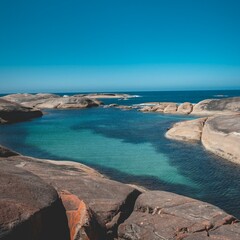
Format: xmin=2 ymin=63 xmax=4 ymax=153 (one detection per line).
xmin=0 ymin=90 xmax=240 ymax=218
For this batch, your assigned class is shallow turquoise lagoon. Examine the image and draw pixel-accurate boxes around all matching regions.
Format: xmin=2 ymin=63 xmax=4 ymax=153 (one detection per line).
xmin=0 ymin=107 xmax=240 ymax=218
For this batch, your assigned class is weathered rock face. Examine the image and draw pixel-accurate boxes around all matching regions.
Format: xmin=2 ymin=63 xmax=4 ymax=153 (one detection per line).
xmin=177 ymin=102 xmax=193 ymax=114
xmin=139 ymin=103 xmax=177 ymax=113
xmin=2 ymin=93 xmax=60 ymax=108
xmin=1 ymin=148 xmax=240 ymax=239
xmin=0 ymin=145 xmax=19 ymax=157
xmin=202 ymin=114 xmax=240 ymax=164
xmin=5 ymin=155 xmax=141 ymax=239
xmin=163 ymin=103 xmax=178 ymax=114
xmin=166 ymin=117 xmax=207 ymax=142
xmin=1 ymin=93 xmax=102 ymax=109
xmin=140 ymin=97 xmax=240 ymax=116
xmin=0 ymin=99 xmax=43 ymax=124
xmin=192 ymin=97 xmax=240 ymax=115
xmin=0 ymin=161 xmax=69 ymax=240
xmin=35 ymin=97 xmax=102 ymax=109
xmin=118 ymin=191 xmax=240 ymax=240
xmin=73 ymin=93 xmax=132 ymax=99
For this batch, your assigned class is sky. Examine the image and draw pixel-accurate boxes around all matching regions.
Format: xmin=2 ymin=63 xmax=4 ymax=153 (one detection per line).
xmin=0 ymin=0 xmax=240 ymax=93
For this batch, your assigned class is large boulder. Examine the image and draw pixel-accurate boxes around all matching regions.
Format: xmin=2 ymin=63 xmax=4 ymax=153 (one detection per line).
xmin=1 ymin=93 xmax=60 ymax=108
xmin=5 ymin=155 xmax=141 ymax=239
xmin=0 ymin=99 xmax=43 ymax=124
xmin=192 ymin=97 xmax=240 ymax=115
xmin=0 ymin=161 xmax=69 ymax=240
xmin=166 ymin=117 xmax=207 ymax=142
xmin=202 ymin=114 xmax=240 ymax=164
xmin=34 ymin=97 xmax=102 ymax=109
xmin=1 ymin=93 xmax=103 ymax=109
xmin=177 ymin=102 xmax=193 ymax=114
xmin=118 ymin=191 xmax=240 ymax=240
xmin=163 ymin=103 xmax=178 ymax=114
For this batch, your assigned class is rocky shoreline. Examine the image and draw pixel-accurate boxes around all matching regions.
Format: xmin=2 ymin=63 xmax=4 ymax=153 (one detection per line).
xmin=1 ymin=145 xmax=240 ymax=240
xmin=0 ymin=93 xmax=240 ymax=239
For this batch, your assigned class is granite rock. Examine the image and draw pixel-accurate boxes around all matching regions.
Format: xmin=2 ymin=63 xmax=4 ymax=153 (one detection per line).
xmin=118 ymin=191 xmax=240 ymax=240
xmin=177 ymin=102 xmax=193 ymax=114
xmin=0 ymin=99 xmax=42 ymax=123
xmin=0 ymin=161 xmax=69 ymax=240
xmin=4 ymin=155 xmax=141 ymax=239
xmin=202 ymin=114 xmax=240 ymax=164
xmin=166 ymin=117 xmax=207 ymax=142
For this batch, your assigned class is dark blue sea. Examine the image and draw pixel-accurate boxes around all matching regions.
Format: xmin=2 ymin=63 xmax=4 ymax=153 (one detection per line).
xmin=0 ymin=90 xmax=240 ymax=218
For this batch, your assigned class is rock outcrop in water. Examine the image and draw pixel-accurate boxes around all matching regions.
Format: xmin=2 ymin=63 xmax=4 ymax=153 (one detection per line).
xmin=140 ymin=97 xmax=240 ymax=116
xmin=202 ymin=114 xmax=240 ymax=164
xmin=166 ymin=114 xmax=240 ymax=164
xmin=0 ymin=146 xmax=240 ymax=240
xmin=1 ymin=93 xmax=102 ymax=109
xmin=0 ymin=98 xmax=43 ymax=124
xmin=166 ymin=117 xmax=207 ymax=142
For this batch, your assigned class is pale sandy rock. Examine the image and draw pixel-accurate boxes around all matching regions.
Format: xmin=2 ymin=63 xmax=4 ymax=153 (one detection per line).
xmin=155 ymin=103 xmax=175 ymax=112
xmin=2 ymin=93 xmax=60 ymax=107
xmin=166 ymin=117 xmax=207 ymax=142
xmin=201 ymin=114 xmax=240 ymax=164
xmin=139 ymin=106 xmax=153 ymax=112
xmin=177 ymin=102 xmax=193 ymax=114
xmin=192 ymin=97 xmax=240 ymax=115
xmin=191 ymin=99 xmax=213 ymax=115
xmin=35 ymin=97 xmax=102 ymax=109
xmin=163 ymin=103 xmax=178 ymax=113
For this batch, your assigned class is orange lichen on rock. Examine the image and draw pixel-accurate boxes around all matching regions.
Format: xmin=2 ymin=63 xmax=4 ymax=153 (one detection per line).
xmin=60 ymin=190 xmax=89 ymax=240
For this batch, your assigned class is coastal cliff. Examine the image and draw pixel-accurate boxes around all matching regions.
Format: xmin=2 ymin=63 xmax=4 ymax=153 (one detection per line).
xmin=1 ymin=146 xmax=239 ymax=240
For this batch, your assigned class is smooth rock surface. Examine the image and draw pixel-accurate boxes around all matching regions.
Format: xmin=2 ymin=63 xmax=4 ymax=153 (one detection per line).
xmin=4 ymin=155 xmax=141 ymax=239
xmin=118 ymin=191 xmax=240 ymax=240
xmin=163 ymin=103 xmax=178 ymax=114
xmin=177 ymin=102 xmax=193 ymax=114
xmin=166 ymin=117 xmax=207 ymax=142
xmin=0 ymin=161 xmax=69 ymax=240
xmin=0 ymin=99 xmax=43 ymax=123
xmin=202 ymin=114 xmax=240 ymax=164
xmin=192 ymin=97 xmax=240 ymax=115
xmin=2 ymin=93 xmax=60 ymax=108
xmin=35 ymin=96 xmax=102 ymax=109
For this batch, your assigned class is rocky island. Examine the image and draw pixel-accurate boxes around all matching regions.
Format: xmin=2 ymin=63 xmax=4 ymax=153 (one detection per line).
xmin=0 ymin=93 xmax=240 ymax=239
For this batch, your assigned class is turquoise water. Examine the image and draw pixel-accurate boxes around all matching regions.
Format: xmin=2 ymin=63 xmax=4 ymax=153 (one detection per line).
xmin=0 ymin=90 xmax=240 ymax=218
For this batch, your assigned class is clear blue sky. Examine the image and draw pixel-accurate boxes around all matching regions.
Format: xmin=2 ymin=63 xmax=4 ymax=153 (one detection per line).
xmin=0 ymin=0 xmax=240 ymax=93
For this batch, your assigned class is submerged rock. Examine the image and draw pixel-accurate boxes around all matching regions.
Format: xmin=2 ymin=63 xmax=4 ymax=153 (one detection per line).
xmin=118 ymin=191 xmax=240 ymax=240
xmin=166 ymin=117 xmax=207 ymax=142
xmin=0 ymin=99 xmax=43 ymax=124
